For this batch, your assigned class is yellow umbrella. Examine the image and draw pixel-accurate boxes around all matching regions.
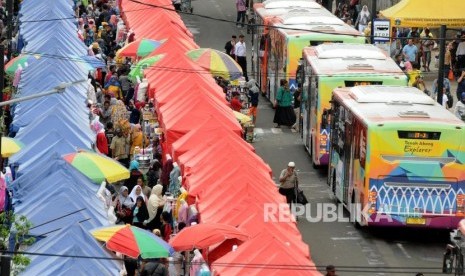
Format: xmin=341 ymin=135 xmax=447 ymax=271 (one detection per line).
xmin=63 ymin=151 xmax=130 ymax=183
xmin=1 ymin=137 xmax=25 ymax=158
xmin=233 ymin=111 xmax=252 ymax=124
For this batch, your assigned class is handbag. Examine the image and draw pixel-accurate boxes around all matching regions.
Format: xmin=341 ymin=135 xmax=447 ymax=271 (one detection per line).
xmin=448 ymin=70 xmax=454 ymax=81
xmin=296 ymin=189 xmax=308 ymax=205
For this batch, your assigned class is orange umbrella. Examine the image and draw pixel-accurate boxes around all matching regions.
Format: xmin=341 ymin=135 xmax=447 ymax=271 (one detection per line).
xmin=169 ymin=223 xmax=249 ymax=251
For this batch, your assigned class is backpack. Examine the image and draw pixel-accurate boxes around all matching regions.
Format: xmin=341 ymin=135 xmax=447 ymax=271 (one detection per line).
xmin=446 ymin=92 xmax=454 ymax=109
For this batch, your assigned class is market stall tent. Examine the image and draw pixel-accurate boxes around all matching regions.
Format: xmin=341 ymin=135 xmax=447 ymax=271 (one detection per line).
xmin=13 ymin=113 xmax=93 ymax=149
xmin=161 ymin=99 xmax=241 ymax=148
xmin=172 ymin=121 xmax=255 ymax=159
xmin=189 ymin=169 xmax=276 ymax=199
xmin=6 ymin=131 xmax=73 ymax=165
xmin=380 ymin=0 xmax=465 ymax=27
xmin=211 ymin=230 xmax=318 ymax=276
xmin=178 ymin=139 xmax=271 ymax=176
xmin=21 ymin=224 xmax=120 ymax=276
xmin=13 ymin=167 xmax=98 ymax=202
xmin=153 ymin=79 xmax=223 ymax=109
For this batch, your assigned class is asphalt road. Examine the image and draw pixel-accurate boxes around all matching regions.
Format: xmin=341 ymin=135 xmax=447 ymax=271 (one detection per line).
xmin=182 ymin=1 xmax=451 ymax=275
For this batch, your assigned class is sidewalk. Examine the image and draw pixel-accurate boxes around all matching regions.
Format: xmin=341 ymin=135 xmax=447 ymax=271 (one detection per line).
xmin=421 ymin=49 xmax=458 ymax=103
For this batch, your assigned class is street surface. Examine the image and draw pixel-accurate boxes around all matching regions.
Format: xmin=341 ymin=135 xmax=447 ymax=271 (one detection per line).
xmin=183 ymin=1 xmax=452 ymax=275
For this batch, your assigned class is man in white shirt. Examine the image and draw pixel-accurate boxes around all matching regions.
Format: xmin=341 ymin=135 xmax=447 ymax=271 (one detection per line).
xmin=234 ymin=34 xmax=248 ymax=81
xmin=457 ymin=35 xmax=465 ymax=70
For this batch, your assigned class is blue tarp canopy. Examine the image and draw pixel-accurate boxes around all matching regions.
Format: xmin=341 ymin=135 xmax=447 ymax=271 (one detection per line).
xmin=9 ymin=133 xmax=77 ymax=167
xmin=14 ymin=113 xmax=93 ymax=149
xmin=21 ymin=224 xmax=120 ymax=276
xmin=13 ymin=169 xmax=98 ymax=205
xmin=13 ymin=102 xmax=89 ymax=130
xmin=8 ymin=130 xmax=74 ymax=165
xmin=22 ymin=26 xmax=88 ymax=56
xmin=9 ymin=158 xmax=96 ymax=194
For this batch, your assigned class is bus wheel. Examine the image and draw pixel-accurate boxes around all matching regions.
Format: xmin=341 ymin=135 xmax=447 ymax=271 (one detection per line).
xmin=351 ymin=193 xmax=361 ymax=229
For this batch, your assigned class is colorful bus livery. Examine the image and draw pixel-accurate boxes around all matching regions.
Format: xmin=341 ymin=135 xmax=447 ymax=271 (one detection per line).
xmin=302 ymin=44 xmax=407 ymax=167
xmin=328 ymin=86 xmax=465 ymax=228
xmin=253 ymin=1 xmax=330 ymax=93
xmin=266 ymin=15 xmax=364 ymax=102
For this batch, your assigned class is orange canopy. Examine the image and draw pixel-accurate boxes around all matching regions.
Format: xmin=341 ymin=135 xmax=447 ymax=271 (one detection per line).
xmin=157 ymin=86 xmax=231 ymax=126
xmin=188 ymin=168 xmax=275 ymax=199
xmin=199 ymin=197 xmax=307 ymax=254
xmin=155 ymin=82 xmax=225 ymax=111
xmin=148 ymin=37 xmax=198 ymax=57
xmin=178 ymin=138 xmax=270 ymax=177
xmin=171 ymin=120 xmax=254 ymax=159
xmin=162 ymin=107 xmax=242 ymax=152
xmin=211 ymin=231 xmax=318 ymax=276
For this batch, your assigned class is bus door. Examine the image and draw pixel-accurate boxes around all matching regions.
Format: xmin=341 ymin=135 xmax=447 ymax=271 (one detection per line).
xmin=343 ymin=112 xmax=353 ymax=205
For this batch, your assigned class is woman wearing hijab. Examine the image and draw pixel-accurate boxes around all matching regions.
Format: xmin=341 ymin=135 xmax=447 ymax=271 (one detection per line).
xmin=273 ymin=79 xmax=296 ymax=128
xmin=355 ymin=5 xmax=370 ymax=32
xmin=111 ymin=100 xmax=128 ymax=125
xmin=116 ymin=186 xmax=134 ymax=224
xmin=132 ymin=196 xmax=149 ymax=228
xmin=144 ymin=184 xmax=165 ymax=231
xmin=109 ymin=14 xmax=118 ymax=31
xmin=125 ymin=160 xmax=143 ymax=193
xmin=129 ymin=184 xmax=148 ymax=203
xmin=130 ymin=124 xmax=148 ymax=159
xmin=91 ymin=118 xmax=108 ymax=155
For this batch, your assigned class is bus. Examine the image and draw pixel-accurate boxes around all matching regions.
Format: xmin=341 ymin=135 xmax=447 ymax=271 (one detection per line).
xmin=253 ymin=0 xmax=329 ymax=92
xmin=328 ymin=86 xmax=465 ymax=228
xmin=301 ymin=44 xmax=407 ymax=167
xmin=266 ymin=13 xmax=364 ymax=101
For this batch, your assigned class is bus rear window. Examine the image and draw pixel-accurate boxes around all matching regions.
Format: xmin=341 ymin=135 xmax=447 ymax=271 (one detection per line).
xmin=344 ymin=81 xmax=382 ymax=87
xmin=397 ymin=131 xmax=441 ymax=140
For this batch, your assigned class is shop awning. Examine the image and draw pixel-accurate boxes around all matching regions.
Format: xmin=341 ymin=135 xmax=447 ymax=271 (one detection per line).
xmin=380 ymin=0 xmax=465 ymax=28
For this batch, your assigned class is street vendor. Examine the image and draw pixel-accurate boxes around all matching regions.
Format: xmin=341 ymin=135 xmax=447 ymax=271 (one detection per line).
xmin=230 ymin=92 xmax=243 ymax=112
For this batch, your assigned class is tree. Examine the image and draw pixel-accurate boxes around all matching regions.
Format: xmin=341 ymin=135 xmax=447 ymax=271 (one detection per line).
xmin=0 ymin=211 xmax=35 ymax=275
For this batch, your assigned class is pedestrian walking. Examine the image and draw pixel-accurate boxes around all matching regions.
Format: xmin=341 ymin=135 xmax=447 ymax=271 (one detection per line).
xmin=235 ymin=34 xmax=248 ymax=81
xmin=247 ymin=79 xmax=259 ymax=125
xmin=278 ymin=161 xmax=298 ymax=207
xmin=224 ymin=35 xmax=237 ymax=59
xmin=421 ymin=28 xmax=434 ymax=72
xmin=355 ymin=5 xmax=370 ymax=33
xmin=291 ymin=85 xmax=302 ymax=132
xmin=273 ymin=79 xmax=296 ymax=128
xmin=236 ymin=0 xmax=247 ymax=28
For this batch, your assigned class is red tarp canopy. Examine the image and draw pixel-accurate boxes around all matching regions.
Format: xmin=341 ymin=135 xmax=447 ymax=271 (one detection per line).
xmin=158 ymin=88 xmax=229 ymax=124
xmin=189 ymin=169 xmax=275 ymax=199
xmin=162 ymin=106 xmax=242 ymax=153
xmin=144 ymin=54 xmax=208 ymax=99
xmin=154 ymin=82 xmax=225 ymax=112
xmin=178 ymin=139 xmax=270 ymax=177
xmin=171 ymin=121 xmax=254 ymax=160
xmin=198 ymin=197 xmax=309 ymax=257
xmin=211 ymin=231 xmax=318 ymax=276
xmin=148 ymin=37 xmax=198 ymax=57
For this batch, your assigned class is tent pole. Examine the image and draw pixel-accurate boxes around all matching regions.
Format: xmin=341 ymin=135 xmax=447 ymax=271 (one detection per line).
xmin=0 ymin=44 xmax=3 ymax=173
xmin=370 ymin=0 xmax=377 ymax=45
xmin=437 ymin=25 xmax=446 ymax=105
